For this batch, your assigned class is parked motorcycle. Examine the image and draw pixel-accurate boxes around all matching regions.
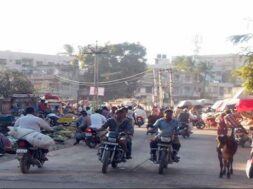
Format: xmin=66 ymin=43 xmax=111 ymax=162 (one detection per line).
xmin=235 ymin=127 xmax=251 ymax=148
xmin=150 ymin=136 xmax=175 ymax=174
xmin=135 ymin=116 xmax=145 ymax=128
xmin=178 ymin=123 xmax=191 ymax=138
xmin=191 ymin=117 xmax=205 ymax=129
xmin=16 ymin=139 xmax=47 ymax=173
xmin=97 ymin=131 xmax=128 ymax=174
xmin=246 ymin=127 xmax=253 ymax=178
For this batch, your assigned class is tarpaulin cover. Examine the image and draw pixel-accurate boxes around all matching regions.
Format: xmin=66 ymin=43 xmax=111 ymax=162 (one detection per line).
xmin=236 ymin=99 xmax=253 ymax=112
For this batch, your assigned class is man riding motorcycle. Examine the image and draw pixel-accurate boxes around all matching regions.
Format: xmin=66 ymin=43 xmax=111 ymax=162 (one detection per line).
xmin=150 ymin=109 xmax=181 ymax=162
xmin=14 ymin=107 xmax=53 ymax=161
xmin=96 ymin=108 xmax=134 ymax=159
xmin=177 ymin=108 xmax=194 ymax=133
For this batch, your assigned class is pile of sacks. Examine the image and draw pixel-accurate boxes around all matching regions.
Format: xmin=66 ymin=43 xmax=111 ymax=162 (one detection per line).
xmin=8 ymin=127 xmax=55 ymax=149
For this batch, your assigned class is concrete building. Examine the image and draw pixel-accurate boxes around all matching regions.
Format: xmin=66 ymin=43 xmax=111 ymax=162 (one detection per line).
xmin=0 ymin=51 xmax=79 ymax=99
xmin=134 ymin=54 xmax=245 ymax=107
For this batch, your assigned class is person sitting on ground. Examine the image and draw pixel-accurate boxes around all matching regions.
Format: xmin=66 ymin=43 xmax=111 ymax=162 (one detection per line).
xmin=74 ymin=110 xmax=91 ymax=145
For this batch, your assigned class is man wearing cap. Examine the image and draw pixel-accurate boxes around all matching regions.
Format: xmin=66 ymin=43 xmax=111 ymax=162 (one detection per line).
xmin=97 ymin=108 xmax=134 ymax=159
xmin=150 ymin=109 xmax=181 ymax=162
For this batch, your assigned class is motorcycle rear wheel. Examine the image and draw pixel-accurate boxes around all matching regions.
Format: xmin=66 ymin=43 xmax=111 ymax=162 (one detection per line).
xmin=86 ymin=139 xmax=97 ymax=148
xmin=102 ymin=150 xmax=110 ymax=174
xmin=20 ymin=154 xmax=30 ymax=174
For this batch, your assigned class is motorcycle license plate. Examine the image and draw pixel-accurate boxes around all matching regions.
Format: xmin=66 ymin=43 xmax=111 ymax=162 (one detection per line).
xmin=85 ymin=133 xmax=92 ymax=136
xmin=16 ymin=149 xmax=28 ymax=154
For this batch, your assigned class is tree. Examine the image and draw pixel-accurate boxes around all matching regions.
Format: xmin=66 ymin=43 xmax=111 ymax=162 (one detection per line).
xmin=173 ymin=56 xmax=212 ymax=98
xmin=0 ymin=69 xmax=34 ymax=98
xmin=81 ymin=42 xmax=147 ymax=100
xmin=61 ymin=44 xmax=87 ymax=69
xmin=230 ymin=33 xmax=253 ymax=93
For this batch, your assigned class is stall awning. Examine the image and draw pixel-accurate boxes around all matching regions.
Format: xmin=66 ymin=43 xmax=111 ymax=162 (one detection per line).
xmin=236 ymin=99 xmax=253 ymax=112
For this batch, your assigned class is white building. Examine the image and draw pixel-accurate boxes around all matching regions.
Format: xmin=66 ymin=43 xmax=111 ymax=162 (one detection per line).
xmin=0 ymin=51 xmax=79 ymax=99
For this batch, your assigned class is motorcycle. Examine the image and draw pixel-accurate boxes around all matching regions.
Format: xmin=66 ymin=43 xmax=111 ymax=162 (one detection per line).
xmin=84 ymin=127 xmax=101 ymax=148
xmin=178 ymin=123 xmax=191 ymax=138
xmin=135 ymin=116 xmax=145 ymax=128
xmin=97 ymin=131 xmax=128 ymax=174
xmin=246 ymin=127 xmax=253 ymax=178
xmin=150 ymin=136 xmax=175 ymax=174
xmin=16 ymin=139 xmax=47 ymax=173
xmin=234 ymin=127 xmax=251 ymax=148
xmin=191 ymin=117 xmax=205 ymax=129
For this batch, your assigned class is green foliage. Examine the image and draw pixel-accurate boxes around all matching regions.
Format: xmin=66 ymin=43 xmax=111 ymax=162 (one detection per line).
xmin=62 ymin=44 xmax=87 ymax=69
xmin=82 ymin=42 xmax=147 ymax=100
xmin=173 ymin=56 xmax=213 ymax=98
xmin=173 ymin=56 xmax=195 ymax=72
xmin=230 ymin=33 xmax=253 ymax=92
xmin=0 ymin=69 xmax=34 ymax=97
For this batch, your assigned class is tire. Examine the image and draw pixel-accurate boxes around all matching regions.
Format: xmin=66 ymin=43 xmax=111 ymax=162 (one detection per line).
xmin=20 ymin=154 xmax=30 ymax=174
xmin=102 ymin=150 xmax=110 ymax=174
xmin=112 ymin=162 xmax=118 ymax=168
xmin=86 ymin=138 xmax=97 ymax=148
xmin=196 ymin=122 xmax=205 ymax=130
xmin=159 ymin=150 xmax=167 ymax=174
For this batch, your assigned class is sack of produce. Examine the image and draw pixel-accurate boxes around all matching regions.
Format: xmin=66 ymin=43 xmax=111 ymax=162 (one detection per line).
xmin=24 ymin=132 xmax=55 ymax=149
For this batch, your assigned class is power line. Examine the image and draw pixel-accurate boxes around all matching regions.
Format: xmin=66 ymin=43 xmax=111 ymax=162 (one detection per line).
xmin=54 ymin=69 xmax=151 ymax=85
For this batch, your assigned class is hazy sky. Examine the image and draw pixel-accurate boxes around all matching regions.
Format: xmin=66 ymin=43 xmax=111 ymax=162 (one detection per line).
xmin=0 ymin=0 xmax=253 ymax=63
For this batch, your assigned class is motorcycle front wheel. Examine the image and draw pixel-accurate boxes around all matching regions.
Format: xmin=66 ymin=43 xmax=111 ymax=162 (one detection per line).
xmin=102 ymin=150 xmax=110 ymax=174
xmin=158 ymin=150 xmax=167 ymax=174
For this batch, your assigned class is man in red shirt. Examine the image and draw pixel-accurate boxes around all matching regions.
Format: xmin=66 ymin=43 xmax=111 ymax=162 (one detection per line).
xmin=217 ymin=113 xmax=228 ymax=152
xmin=224 ymin=109 xmax=248 ymax=135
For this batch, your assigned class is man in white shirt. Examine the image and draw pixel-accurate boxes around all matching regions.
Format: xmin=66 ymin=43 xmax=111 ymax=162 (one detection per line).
xmin=90 ymin=109 xmax=107 ymax=138
xmin=14 ymin=107 xmax=53 ymax=132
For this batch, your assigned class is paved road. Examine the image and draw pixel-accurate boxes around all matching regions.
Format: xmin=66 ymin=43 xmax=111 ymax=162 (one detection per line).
xmin=0 ymin=127 xmax=252 ymax=188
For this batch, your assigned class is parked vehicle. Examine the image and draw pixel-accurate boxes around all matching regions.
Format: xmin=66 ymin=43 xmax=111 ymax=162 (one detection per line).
xmin=135 ymin=116 xmax=144 ymax=128
xmin=178 ymin=123 xmax=191 ymax=138
xmin=84 ymin=127 xmax=101 ymax=148
xmin=234 ymin=127 xmax=251 ymax=148
xmin=16 ymin=139 xmax=47 ymax=173
xmin=150 ymin=136 xmax=176 ymax=174
xmin=97 ymin=131 xmax=128 ymax=174
xmin=191 ymin=117 xmax=205 ymax=129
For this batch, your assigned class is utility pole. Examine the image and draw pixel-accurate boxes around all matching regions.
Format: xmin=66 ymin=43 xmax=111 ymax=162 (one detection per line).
xmin=168 ymin=68 xmax=174 ymax=107
xmin=87 ymin=41 xmax=108 ymax=109
xmin=158 ymin=69 xmax=164 ymax=108
xmin=152 ymin=68 xmax=158 ymax=105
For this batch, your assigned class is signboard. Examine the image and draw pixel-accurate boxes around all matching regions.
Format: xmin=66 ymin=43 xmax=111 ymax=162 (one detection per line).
xmin=89 ymin=87 xmax=105 ymax=96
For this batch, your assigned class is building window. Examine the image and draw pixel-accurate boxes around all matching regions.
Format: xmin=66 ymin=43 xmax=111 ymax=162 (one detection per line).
xmin=36 ymin=61 xmax=43 ymax=65
xmin=15 ymin=59 xmax=22 ymax=64
xmin=0 ymin=59 xmax=7 ymax=65
xmin=146 ymin=87 xmax=152 ymax=93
